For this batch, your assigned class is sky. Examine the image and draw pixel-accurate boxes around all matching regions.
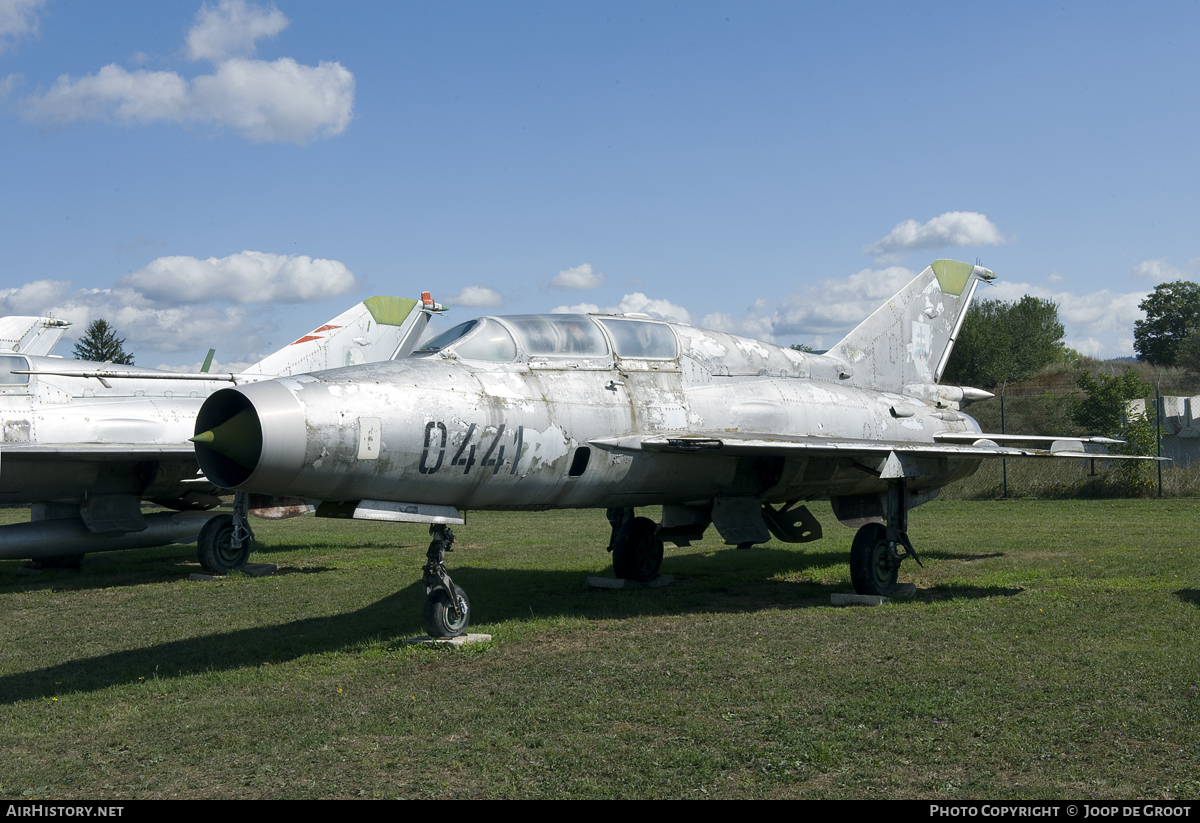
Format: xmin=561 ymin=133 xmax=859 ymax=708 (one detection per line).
xmin=2 ymin=0 xmax=1198 ymax=370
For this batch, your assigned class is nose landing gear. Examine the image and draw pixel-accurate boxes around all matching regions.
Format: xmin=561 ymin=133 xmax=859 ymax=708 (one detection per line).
xmin=422 ymin=524 xmax=469 ymax=637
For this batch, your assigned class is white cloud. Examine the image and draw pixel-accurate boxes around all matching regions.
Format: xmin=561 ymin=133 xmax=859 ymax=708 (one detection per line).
xmin=190 ymin=58 xmax=354 ymax=142
xmin=1130 ymin=257 xmax=1187 ymax=281
xmin=26 ymin=65 xmax=190 ymax=125
xmin=118 ymin=250 xmax=358 ymax=304
xmin=23 ymin=58 xmax=353 ymax=143
xmin=0 ymin=278 xmax=71 ymax=314
xmin=551 ymin=293 xmax=692 ymax=324
xmin=0 ymin=0 xmax=44 ymax=52
xmin=19 ymin=1 xmax=353 ymax=143
xmin=186 ymin=0 xmax=288 ymax=62
xmin=0 ymin=249 xmax=361 ymax=360
xmin=442 ymin=285 xmax=503 ymax=307
xmin=551 ymin=263 xmax=604 ymax=290
xmin=0 ymin=281 xmax=276 ymax=358
xmin=865 ymin=211 xmax=1005 ymax=255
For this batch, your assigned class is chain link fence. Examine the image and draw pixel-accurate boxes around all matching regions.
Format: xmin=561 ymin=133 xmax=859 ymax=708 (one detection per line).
xmin=943 ymin=362 xmax=1200 ymax=498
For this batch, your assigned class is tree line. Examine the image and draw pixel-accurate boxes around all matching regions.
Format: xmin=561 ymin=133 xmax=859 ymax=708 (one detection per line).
xmin=943 ymin=279 xmax=1200 ymax=388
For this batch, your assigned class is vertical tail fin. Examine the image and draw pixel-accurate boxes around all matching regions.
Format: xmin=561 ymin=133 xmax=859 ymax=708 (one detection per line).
xmin=241 ymin=295 xmax=441 ymax=377
xmin=0 ymin=316 xmax=71 ymax=357
xmin=827 ymin=259 xmax=994 ymax=392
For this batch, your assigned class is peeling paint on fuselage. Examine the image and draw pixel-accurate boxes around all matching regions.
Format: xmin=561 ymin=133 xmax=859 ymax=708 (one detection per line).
xmin=259 ymin=323 xmax=983 ymax=511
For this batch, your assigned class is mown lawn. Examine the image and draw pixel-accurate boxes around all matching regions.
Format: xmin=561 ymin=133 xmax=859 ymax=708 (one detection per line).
xmin=0 ymin=500 xmax=1197 ymax=799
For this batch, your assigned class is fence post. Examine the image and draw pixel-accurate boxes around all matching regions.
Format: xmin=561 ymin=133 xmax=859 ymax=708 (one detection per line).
xmin=1156 ymin=385 xmax=1162 ymax=497
xmin=1001 ymin=386 xmax=1007 ymax=499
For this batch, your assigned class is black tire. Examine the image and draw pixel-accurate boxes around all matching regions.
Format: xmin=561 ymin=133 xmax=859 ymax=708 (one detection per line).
xmin=423 ymin=585 xmax=470 ymax=638
xmin=849 ymin=522 xmax=898 ymax=596
xmin=611 ymin=516 xmax=664 ymax=582
xmin=40 ymin=554 xmax=84 ymax=569
xmin=197 ymin=514 xmax=250 ymax=574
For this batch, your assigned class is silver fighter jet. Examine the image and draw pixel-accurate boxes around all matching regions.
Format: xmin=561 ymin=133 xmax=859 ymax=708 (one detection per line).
xmin=191 ymin=261 xmax=1139 ymax=636
xmin=0 ymin=294 xmax=443 ymax=572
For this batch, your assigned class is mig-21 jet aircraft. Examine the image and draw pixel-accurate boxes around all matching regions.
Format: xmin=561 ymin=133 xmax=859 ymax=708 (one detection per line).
xmin=190 ymin=260 xmax=1143 ymax=637
xmin=0 ymin=294 xmax=444 ymax=572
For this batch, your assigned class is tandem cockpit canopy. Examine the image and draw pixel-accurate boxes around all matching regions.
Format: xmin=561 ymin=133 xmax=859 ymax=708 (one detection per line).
xmin=414 ymin=317 xmax=519 ymax=361
xmin=412 ymin=314 xmax=678 ymax=362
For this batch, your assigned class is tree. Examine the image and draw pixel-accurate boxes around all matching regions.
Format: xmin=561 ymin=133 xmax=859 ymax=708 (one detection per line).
xmin=1071 ymin=368 xmax=1150 ymax=435
xmin=1070 ymin=368 xmax=1155 ymax=493
xmin=940 ymin=296 xmax=1066 ymax=389
xmin=1177 ymin=327 xmax=1200 ymax=376
xmin=789 ymin=343 xmax=814 ymax=353
xmin=1133 ymin=280 xmax=1200 ymax=366
xmin=72 ymin=319 xmax=134 ymax=365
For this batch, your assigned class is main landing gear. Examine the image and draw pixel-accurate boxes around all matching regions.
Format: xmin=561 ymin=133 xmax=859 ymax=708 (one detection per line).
xmin=606 ymin=507 xmax=664 ymax=582
xmin=197 ymin=492 xmax=254 ymax=574
xmin=849 ymin=479 xmax=922 ymax=597
xmin=422 ymin=524 xmax=470 ymax=637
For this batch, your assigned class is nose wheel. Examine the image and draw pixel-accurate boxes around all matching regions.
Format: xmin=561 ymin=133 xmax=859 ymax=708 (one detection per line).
xmin=422 ymin=524 xmax=469 ymax=637
xmin=424 ymin=584 xmax=471 ymax=638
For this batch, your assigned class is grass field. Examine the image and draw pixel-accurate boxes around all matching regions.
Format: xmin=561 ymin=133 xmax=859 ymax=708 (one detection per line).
xmin=1 ymin=501 xmax=1197 ymax=799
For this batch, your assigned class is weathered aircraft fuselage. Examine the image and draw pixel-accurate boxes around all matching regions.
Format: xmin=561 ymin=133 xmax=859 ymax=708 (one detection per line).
xmin=196 ymin=316 xmax=984 ymax=514
xmin=0 ymin=353 xmax=221 ymax=504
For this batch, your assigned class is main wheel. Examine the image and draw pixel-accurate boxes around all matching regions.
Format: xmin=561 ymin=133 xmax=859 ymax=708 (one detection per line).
xmin=849 ymin=522 xmax=898 ymax=596
xmin=423 ymin=585 xmax=470 ymax=638
xmin=611 ymin=516 xmax=664 ymax=582
xmin=197 ymin=514 xmax=250 ymax=574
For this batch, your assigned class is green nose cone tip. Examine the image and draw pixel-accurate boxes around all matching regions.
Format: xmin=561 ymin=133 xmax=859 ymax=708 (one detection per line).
xmin=190 ymin=408 xmax=262 ymax=469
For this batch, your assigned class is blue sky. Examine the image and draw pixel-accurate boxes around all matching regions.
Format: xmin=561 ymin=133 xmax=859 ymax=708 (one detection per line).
xmin=2 ymin=0 xmax=1197 ymax=369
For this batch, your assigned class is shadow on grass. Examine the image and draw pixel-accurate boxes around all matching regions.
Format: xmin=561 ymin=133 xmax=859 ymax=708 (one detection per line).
xmin=0 ymin=537 xmax=409 ymax=594
xmin=914 ymin=551 xmax=1006 ymax=562
xmin=0 ymin=547 xmax=1024 ymax=704
xmin=249 ymin=539 xmax=422 ymax=557
xmin=0 ymin=586 xmax=420 ymax=704
xmin=0 ymin=557 xmax=346 ymax=595
xmin=923 ymin=585 xmax=1023 ymax=600
xmin=1174 ymin=588 xmax=1200 ymax=609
